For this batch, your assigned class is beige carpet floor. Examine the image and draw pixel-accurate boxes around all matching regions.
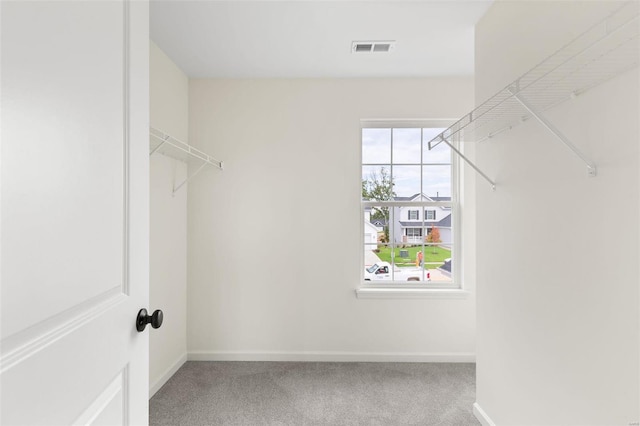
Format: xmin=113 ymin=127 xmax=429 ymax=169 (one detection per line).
xmin=150 ymin=361 xmax=479 ymax=425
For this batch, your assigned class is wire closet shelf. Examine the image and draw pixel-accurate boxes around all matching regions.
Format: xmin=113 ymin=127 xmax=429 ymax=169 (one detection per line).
xmin=427 ymin=1 xmax=639 ymax=189
xmin=149 ymin=126 xmax=223 ymax=194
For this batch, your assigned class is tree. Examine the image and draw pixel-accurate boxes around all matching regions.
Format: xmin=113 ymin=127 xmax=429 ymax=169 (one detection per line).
xmin=362 ymin=167 xmax=395 ymax=243
xmin=425 ymin=226 xmax=441 ymax=254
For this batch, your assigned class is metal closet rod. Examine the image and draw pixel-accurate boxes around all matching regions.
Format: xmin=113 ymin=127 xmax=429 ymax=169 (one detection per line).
xmin=149 ymin=127 xmax=223 ymax=170
xmin=423 ymin=1 xmax=639 ymax=189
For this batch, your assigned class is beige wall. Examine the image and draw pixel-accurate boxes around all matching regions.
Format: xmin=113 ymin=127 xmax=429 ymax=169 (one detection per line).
xmin=149 ymin=41 xmax=188 ymax=395
xmin=187 ymin=77 xmax=478 ymax=360
xmin=475 ymin=1 xmax=639 ymax=424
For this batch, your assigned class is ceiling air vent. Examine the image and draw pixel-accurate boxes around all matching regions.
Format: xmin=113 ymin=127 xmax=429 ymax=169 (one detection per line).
xmin=352 ymin=41 xmax=396 ymax=53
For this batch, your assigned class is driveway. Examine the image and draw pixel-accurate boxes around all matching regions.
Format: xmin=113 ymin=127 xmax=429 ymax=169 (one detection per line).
xmin=364 ymin=249 xmax=382 ymax=266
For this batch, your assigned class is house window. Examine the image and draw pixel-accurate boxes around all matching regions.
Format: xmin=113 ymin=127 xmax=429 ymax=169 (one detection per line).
xmin=361 ymin=122 xmax=458 ymax=287
xmin=406 ymin=228 xmax=422 ymax=237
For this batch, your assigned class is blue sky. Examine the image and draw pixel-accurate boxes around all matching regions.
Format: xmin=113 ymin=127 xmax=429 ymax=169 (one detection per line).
xmin=362 ymin=128 xmax=452 ymax=198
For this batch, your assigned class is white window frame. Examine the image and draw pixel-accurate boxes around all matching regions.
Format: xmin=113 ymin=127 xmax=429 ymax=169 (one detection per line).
xmin=408 ymin=210 xmax=419 ymax=220
xmin=425 ymin=209 xmax=436 ymax=221
xmin=359 ymin=119 xmax=463 ymax=296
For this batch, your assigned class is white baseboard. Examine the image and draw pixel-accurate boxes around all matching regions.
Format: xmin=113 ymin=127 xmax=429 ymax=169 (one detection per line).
xmin=473 ymin=402 xmax=496 ymax=426
xmin=149 ymin=352 xmax=188 ymax=398
xmin=188 ymin=351 xmax=475 ymax=363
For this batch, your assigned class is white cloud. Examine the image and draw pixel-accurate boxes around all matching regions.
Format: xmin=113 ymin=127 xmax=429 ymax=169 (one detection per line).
xmin=362 ymin=128 xmax=390 ymax=163
xmin=362 ymin=127 xmax=452 ymax=197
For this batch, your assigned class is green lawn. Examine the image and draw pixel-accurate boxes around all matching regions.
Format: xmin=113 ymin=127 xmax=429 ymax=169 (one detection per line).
xmin=375 ymin=245 xmax=450 ymax=269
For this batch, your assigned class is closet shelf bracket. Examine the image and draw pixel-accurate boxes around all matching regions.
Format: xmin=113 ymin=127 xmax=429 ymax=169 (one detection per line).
xmin=423 ymin=0 xmax=638 ymax=189
xmin=173 ymin=162 xmax=208 ymax=194
xmin=149 ymin=127 xmax=223 ymax=195
xmin=428 ymin=136 xmax=496 ymax=191
xmin=508 ymin=87 xmax=597 ymax=177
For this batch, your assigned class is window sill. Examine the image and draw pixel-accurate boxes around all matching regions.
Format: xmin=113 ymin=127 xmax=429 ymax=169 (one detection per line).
xmin=355 ymin=288 xmax=470 ymax=299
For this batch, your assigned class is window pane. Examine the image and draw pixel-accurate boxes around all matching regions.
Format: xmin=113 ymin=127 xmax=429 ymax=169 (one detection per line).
xmin=392 ymin=128 xmax=421 ymax=164
xmin=395 ymin=218 xmax=420 ymax=280
xmin=362 ymin=165 xmax=392 ymax=201
xmin=423 ymin=209 xmax=453 ymax=283
xmin=423 ymin=165 xmax=451 ymax=198
xmin=364 ymin=242 xmax=380 ymax=269
xmin=364 ymin=205 xmax=390 ymax=232
xmin=364 ymin=243 xmax=389 ymax=281
xmin=423 ymin=221 xmax=453 ymax=247
xmin=362 ymin=128 xmax=391 ymax=164
xmin=390 ymin=245 xmax=431 ymax=282
xmin=423 ymin=128 xmax=451 ymax=164
xmin=364 ymin=202 xmax=389 ymax=278
xmin=423 ymin=244 xmax=453 ymax=283
xmin=392 ymin=165 xmax=421 ymax=199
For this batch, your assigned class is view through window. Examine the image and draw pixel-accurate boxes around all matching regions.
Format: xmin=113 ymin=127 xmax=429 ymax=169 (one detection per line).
xmin=362 ymin=125 xmax=457 ymax=285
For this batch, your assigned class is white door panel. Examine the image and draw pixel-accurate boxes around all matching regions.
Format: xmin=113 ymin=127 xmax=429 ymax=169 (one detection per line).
xmin=74 ymin=372 xmax=125 ymax=426
xmin=2 ymin=0 xmax=125 ymax=340
xmin=1 ymin=1 xmax=149 ymax=424
xmin=2 ymin=299 xmax=131 ymax=425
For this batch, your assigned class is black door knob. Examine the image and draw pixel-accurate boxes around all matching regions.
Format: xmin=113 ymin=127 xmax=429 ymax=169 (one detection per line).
xmin=136 ymin=308 xmax=163 ymax=332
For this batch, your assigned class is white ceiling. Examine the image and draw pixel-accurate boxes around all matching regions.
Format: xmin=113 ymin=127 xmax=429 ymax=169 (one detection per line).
xmin=150 ymin=1 xmax=493 ymax=78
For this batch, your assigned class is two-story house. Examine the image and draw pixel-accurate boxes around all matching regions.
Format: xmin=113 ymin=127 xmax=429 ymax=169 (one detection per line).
xmin=364 ymin=193 xmax=452 ymax=249
xmin=392 ymin=194 xmax=452 ymax=246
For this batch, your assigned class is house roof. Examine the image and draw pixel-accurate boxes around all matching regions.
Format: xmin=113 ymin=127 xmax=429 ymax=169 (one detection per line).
xmin=364 ymin=221 xmax=379 ymax=233
xmin=436 ymin=214 xmax=451 ymax=227
xmin=399 ymin=221 xmax=419 ymax=227
xmin=398 ymin=214 xmax=451 ymax=228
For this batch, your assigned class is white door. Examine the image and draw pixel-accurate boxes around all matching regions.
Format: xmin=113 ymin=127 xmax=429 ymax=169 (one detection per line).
xmin=1 ymin=1 xmax=150 ymax=424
